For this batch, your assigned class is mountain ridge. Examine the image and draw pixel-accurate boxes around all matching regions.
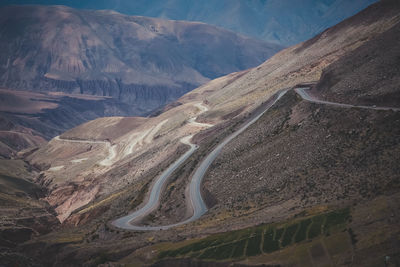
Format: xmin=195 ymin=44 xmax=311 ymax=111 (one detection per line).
xmin=0 ymin=0 xmax=377 ymax=45
xmin=0 ymin=5 xmax=281 ymax=114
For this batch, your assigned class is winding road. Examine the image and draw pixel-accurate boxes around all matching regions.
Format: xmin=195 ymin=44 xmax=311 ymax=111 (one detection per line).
xmin=112 ymin=90 xmax=288 ymax=230
xmin=111 ymin=135 xmax=200 ymax=230
xmin=295 ymin=87 xmax=400 ymax=112
xmin=112 ymin=103 xmax=213 ymax=230
xmin=112 ymin=87 xmax=400 ymax=231
xmin=54 ymin=135 xmax=117 ymax=166
xmin=55 ymin=86 xmax=399 ymax=231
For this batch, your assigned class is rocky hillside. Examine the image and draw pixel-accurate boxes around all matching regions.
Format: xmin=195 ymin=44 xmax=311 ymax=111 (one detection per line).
xmin=0 ymin=89 xmax=136 ymax=158
xmin=0 ymin=159 xmax=59 ymax=266
xmin=314 ymin=16 xmax=400 ymax=107
xmin=25 ymin=0 xmax=399 ymax=233
xmin=1 ymin=0 xmax=377 ymax=45
xmin=0 ymin=5 xmax=281 ymax=114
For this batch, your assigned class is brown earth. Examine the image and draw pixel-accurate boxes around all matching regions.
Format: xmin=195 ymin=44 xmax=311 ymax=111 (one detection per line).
xmin=139 ymin=0 xmax=400 ymax=229
xmin=314 ymin=18 xmax=400 ymax=107
xmin=0 ymin=163 xmax=59 ymax=264
xmin=200 ymin=90 xmax=399 ymax=230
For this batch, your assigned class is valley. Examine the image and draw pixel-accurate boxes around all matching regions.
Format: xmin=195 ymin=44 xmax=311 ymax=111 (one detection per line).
xmin=0 ymin=88 xmax=136 ymax=159
xmin=0 ymin=0 xmax=399 ymax=266
xmin=0 ymin=4 xmax=282 ymax=157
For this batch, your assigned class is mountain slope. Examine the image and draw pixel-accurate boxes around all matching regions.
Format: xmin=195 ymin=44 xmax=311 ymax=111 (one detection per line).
xmin=1 ymin=0 xmax=377 ymax=45
xmin=177 ymin=0 xmax=400 ymax=122
xmin=4 ymin=1 xmax=400 ymax=266
xmin=0 ymin=88 xmax=137 ymax=158
xmin=0 ymin=5 xmax=281 ymax=114
xmin=24 ymin=0 xmax=400 ymax=231
xmin=0 ymin=160 xmax=59 ymax=265
xmin=314 ymin=18 xmax=400 ymax=107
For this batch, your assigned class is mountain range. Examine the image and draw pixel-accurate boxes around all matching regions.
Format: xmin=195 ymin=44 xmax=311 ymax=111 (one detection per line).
xmin=0 ymin=5 xmax=281 ymax=113
xmin=1 ymin=0 xmax=377 ymax=45
xmin=0 ymin=4 xmax=281 ymax=152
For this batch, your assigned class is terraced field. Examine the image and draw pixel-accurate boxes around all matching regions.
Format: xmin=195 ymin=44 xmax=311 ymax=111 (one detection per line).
xmin=158 ymin=208 xmax=350 ymax=261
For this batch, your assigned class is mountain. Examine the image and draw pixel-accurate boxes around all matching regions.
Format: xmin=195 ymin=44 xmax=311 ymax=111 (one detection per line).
xmin=0 ymin=88 xmax=137 ymax=158
xmin=0 ymin=5 xmax=281 ymax=114
xmin=2 ymin=0 xmax=400 ymax=266
xmin=0 ymin=0 xmax=377 ymax=45
xmin=315 ymin=16 xmax=400 ymax=107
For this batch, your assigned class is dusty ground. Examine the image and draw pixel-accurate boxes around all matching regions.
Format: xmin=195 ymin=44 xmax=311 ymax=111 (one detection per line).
xmin=0 ymin=159 xmax=59 ymax=265
xmin=314 ymin=19 xmax=400 ymax=107
xmin=200 ymin=90 xmax=400 ymax=230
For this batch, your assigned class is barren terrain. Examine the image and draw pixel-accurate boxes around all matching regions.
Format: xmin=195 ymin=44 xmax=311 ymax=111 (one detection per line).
xmin=1 ymin=1 xmax=400 ymax=266
xmin=0 ymin=88 xmax=135 ymax=158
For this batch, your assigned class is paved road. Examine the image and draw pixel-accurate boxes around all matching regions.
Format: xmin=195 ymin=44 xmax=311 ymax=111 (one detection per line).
xmin=183 ymin=89 xmax=288 ymax=224
xmin=295 ymin=87 xmax=400 ymax=112
xmin=54 ymin=135 xmax=109 ymax=144
xmin=112 ymin=102 xmax=212 ymax=230
xmin=112 ymin=90 xmax=288 ymax=230
xmin=112 ymin=87 xmax=399 ymax=231
xmin=111 ymin=135 xmax=199 ymax=230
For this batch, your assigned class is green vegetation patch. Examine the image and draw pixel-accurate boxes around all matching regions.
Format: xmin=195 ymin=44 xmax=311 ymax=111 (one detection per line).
xmin=199 ymin=247 xmax=218 ymax=259
xmin=295 ymin=218 xmax=312 ymax=243
xmin=324 ymin=208 xmax=350 ymax=232
xmin=198 ymin=242 xmax=236 ymax=260
xmin=231 ymin=239 xmax=247 ymax=258
xmin=213 ymin=242 xmax=235 ymax=260
xmin=158 ymin=250 xmax=172 ymax=259
xmin=275 ymin=227 xmax=285 ymax=241
xmin=308 ymin=215 xmax=325 ymax=239
xmin=263 ymin=228 xmax=280 ymax=253
xmin=158 ymin=208 xmax=351 ymax=261
xmin=281 ymin=223 xmax=298 ymax=247
xmin=245 ymin=229 xmax=262 ymax=257
xmin=182 ymin=239 xmax=213 ymax=253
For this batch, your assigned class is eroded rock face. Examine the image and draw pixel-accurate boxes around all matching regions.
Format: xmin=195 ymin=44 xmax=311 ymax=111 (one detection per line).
xmin=48 ymin=184 xmax=100 ymax=222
